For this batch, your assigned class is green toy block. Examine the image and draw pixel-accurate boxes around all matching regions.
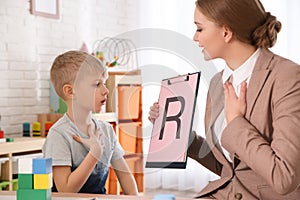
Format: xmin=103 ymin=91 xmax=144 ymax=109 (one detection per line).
xmin=17 ymin=188 xmax=51 ymax=200
xmin=18 ymin=174 xmax=33 ymax=189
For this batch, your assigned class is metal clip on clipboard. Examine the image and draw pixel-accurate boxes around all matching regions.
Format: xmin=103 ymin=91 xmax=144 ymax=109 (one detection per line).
xmin=167 ymin=74 xmax=190 ymax=85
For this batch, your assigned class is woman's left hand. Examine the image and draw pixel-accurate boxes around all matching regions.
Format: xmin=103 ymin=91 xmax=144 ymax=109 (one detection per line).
xmin=224 ymin=81 xmax=247 ymax=124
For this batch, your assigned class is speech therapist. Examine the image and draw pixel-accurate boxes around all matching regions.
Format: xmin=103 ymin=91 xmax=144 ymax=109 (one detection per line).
xmin=148 ymin=0 xmax=300 ymax=199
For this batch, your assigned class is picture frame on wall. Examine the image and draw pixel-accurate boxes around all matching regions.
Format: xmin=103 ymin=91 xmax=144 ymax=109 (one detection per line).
xmin=31 ymin=0 xmax=59 ymax=19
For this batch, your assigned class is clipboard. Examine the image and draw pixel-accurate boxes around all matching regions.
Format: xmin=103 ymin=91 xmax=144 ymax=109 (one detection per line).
xmin=146 ymin=72 xmax=201 ymax=168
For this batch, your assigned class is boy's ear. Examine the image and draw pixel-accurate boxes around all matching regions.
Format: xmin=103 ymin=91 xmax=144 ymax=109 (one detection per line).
xmin=63 ymin=84 xmax=74 ymax=98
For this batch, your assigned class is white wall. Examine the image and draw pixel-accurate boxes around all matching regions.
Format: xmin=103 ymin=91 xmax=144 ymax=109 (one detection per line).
xmin=0 ymin=0 xmax=140 ymax=135
xmin=261 ymin=0 xmax=300 ymax=64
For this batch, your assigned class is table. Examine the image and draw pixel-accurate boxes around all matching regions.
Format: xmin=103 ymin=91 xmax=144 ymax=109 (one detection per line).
xmin=0 ymin=191 xmax=213 ymax=200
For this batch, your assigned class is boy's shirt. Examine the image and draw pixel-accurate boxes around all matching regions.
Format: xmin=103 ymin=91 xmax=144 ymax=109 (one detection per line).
xmin=42 ymin=113 xmax=124 ymax=194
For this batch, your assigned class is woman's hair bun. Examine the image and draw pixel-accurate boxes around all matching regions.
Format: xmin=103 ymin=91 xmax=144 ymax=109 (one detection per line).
xmin=252 ymin=12 xmax=282 ymax=48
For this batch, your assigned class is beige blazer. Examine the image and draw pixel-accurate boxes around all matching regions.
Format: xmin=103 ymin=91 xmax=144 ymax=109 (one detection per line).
xmin=188 ymin=49 xmax=300 ymax=200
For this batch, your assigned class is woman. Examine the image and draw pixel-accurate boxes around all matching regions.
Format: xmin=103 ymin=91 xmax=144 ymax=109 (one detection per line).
xmin=149 ymin=0 xmax=300 ymax=199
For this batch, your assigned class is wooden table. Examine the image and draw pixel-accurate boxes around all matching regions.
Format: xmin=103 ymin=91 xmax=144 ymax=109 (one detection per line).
xmin=0 ymin=191 xmax=212 ymax=200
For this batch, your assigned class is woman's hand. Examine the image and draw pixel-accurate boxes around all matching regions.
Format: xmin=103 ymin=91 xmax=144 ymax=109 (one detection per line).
xmin=223 ymin=81 xmax=247 ymax=124
xmin=148 ymin=102 xmax=160 ymax=123
xmin=73 ymin=124 xmax=104 ymax=160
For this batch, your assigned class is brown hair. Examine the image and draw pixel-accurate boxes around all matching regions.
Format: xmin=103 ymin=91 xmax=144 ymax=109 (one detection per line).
xmin=50 ymin=50 xmax=107 ymax=100
xmin=195 ymin=0 xmax=281 ymax=48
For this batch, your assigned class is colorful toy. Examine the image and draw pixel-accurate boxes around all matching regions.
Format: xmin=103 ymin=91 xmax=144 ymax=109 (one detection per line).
xmin=17 ymin=157 xmax=52 ymax=200
xmin=92 ymin=37 xmax=138 ymax=71
xmin=32 ymin=122 xmax=41 ymax=137
xmin=0 ymin=115 xmax=4 ymax=139
xmin=44 ymin=121 xmax=53 ymax=137
xmin=22 ymin=122 xmax=30 ymax=137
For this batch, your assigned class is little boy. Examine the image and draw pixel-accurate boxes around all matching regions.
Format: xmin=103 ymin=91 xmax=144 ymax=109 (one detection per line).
xmin=43 ymin=50 xmax=138 ymax=194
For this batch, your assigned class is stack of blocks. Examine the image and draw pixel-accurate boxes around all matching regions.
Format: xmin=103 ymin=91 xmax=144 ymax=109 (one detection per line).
xmin=17 ymin=158 xmax=52 ymax=200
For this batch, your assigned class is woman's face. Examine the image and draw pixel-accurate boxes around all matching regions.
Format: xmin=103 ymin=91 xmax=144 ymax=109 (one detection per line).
xmin=193 ymin=7 xmax=227 ymax=60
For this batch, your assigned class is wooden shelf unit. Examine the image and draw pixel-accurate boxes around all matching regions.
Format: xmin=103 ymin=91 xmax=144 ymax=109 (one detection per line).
xmin=0 ymin=137 xmax=45 ymax=191
xmin=105 ymin=70 xmax=144 ymax=194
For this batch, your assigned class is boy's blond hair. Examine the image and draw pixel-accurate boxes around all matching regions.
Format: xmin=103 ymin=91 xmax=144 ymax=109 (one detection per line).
xmin=50 ymin=50 xmax=107 ymax=100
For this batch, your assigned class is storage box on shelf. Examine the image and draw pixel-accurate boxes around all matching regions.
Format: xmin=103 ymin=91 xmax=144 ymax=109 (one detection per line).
xmin=105 ymin=70 xmax=144 ymax=194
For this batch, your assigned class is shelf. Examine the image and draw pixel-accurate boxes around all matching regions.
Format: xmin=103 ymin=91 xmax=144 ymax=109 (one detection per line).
xmin=93 ymin=112 xmax=117 ymax=123
xmin=0 ymin=137 xmax=46 ymax=191
xmin=0 ymin=137 xmax=45 ymax=155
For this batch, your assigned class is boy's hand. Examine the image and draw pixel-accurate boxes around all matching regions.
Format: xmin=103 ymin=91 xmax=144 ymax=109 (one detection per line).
xmin=148 ymin=102 xmax=159 ymax=123
xmin=73 ymin=124 xmax=104 ymax=160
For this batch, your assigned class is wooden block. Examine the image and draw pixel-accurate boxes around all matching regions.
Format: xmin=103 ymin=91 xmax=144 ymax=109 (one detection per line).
xmin=33 ymin=173 xmax=53 ymax=189
xmin=33 ymin=158 xmax=52 ymax=174
xmin=18 ymin=158 xmax=33 ymax=174
xmin=17 ymin=188 xmax=51 ymax=200
xmin=37 ymin=114 xmax=47 ymax=137
xmin=18 ymin=174 xmax=33 ymax=189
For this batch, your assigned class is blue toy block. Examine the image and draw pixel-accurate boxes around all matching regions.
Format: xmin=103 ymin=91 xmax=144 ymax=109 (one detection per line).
xmin=32 ymin=158 xmax=52 ymax=174
xmin=154 ymin=194 xmax=176 ymax=200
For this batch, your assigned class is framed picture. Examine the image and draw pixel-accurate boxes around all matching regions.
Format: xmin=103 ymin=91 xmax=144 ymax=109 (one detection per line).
xmin=31 ymin=0 xmax=59 ymax=19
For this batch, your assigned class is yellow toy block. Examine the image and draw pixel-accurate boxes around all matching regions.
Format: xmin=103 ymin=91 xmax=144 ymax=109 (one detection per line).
xmin=33 ymin=173 xmax=53 ymax=189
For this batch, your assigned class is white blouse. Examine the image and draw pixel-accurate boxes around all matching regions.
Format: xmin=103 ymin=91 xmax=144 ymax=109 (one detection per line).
xmin=213 ymin=48 xmax=261 ymax=162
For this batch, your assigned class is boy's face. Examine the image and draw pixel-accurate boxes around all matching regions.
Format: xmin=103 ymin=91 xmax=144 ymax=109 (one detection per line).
xmin=73 ymin=68 xmax=109 ymax=113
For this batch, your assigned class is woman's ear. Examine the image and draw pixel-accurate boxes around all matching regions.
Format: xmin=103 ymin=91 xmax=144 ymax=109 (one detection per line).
xmin=63 ymin=84 xmax=74 ymax=99
xmin=222 ymin=25 xmax=233 ymax=43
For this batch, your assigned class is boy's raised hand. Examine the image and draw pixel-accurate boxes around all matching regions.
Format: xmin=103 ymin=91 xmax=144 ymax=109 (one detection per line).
xmin=73 ymin=124 xmax=104 ymax=160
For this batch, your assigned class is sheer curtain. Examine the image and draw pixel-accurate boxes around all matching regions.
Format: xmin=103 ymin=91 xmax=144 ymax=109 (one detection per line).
xmin=139 ymin=0 xmax=300 ymax=193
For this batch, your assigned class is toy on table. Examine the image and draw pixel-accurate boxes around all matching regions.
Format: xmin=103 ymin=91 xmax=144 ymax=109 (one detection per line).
xmin=32 ymin=122 xmax=41 ymax=137
xmin=23 ymin=122 xmax=31 ymax=137
xmin=0 ymin=115 xmax=5 ymax=143
xmin=17 ymin=157 xmax=52 ymax=200
xmin=154 ymin=194 xmax=176 ymax=200
xmin=44 ymin=121 xmax=53 ymax=137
